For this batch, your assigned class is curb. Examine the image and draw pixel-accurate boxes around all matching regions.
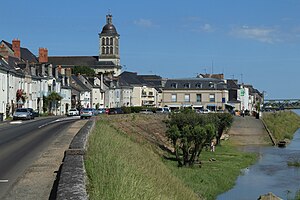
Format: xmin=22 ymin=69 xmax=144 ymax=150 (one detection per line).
xmin=56 ymin=118 xmax=95 ymax=200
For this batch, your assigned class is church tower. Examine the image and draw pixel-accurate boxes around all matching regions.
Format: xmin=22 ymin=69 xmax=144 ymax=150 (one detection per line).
xmin=99 ymin=14 xmax=120 ymax=66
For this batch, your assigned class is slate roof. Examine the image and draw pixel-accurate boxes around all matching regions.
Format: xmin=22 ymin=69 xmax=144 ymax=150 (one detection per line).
xmin=119 ymin=71 xmax=148 ymax=86
xmin=227 ymin=79 xmax=239 ymax=89
xmin=164 ymin=78 xmax=227 ymax=90
xmin=48 ymin=56 xmax=121 ymax=69
xmin=70 ymin=75 xmax=90 ymax=92
xmin=2 ymin=40 xmax=38 ymax=63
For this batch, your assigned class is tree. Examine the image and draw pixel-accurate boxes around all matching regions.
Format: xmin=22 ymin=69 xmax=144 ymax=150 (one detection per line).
xmin=213 ymin=113 xmax=233 ymax=145
xmin=166 ymin=109 xmax=216 ymax=167
xmin=47 ymin=92 xmax=62 ymax=114
xmin=73 ymin=66 xmax=95 ymax=76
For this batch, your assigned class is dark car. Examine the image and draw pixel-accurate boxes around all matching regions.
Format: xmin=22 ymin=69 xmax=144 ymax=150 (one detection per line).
xmin=13 ymin=108 xmax=32 ymax=120
xmin=27 ymin=108 xmax=39 ymax=119
xmin=108 ymin=108 xmax=124 ymax=114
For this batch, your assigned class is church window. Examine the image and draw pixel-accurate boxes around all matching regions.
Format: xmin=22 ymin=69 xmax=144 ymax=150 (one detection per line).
xmin=110 ymin=47 xmax=113 ymax=54
xmin=102 ymin=47 xmax=105 ymax=55
xmin=110 ymin=38 xmax=113 ymax=45
xmin=102 ymin=38 xmax=105 ymax=45
xmin=106 ymin=47 xmax=109 ymax=54
xmin=106 ymin=38 xmax=109 ymax=45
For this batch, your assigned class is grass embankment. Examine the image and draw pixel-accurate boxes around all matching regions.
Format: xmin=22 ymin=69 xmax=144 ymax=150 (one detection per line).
xmin=85 ymin=120 xmax=199 ymax=200
xmin=262 ymin=111 xmax=300 ymax=141
xmin=85 ymin=115 xmax=257 ymax=200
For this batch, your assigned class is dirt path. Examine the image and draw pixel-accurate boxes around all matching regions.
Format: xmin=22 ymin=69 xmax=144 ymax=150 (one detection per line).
xmin=228 ymin=116 xmax=272 ymax=146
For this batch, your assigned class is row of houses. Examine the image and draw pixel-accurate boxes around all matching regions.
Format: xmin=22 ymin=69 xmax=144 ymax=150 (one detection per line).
xmin=0 ymin=14 xmax=263 ymax=120
xmin=0 ymin=39 xmax=262 ymax=120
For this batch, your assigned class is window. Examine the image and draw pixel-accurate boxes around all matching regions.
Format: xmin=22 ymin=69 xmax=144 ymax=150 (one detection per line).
xmin=196 ymin=83 xmax=202 ymax=89
xmin=184 ymin=94 xmax=190 ymax=102
xmin=171 ymin=94 xmax=177 ymax=102
xmin=106 ymin=38 xmax=109 ymax=45
xmin=183 ymin=83 xmax=190 ymax=88
xmin=149 ymin=91 xmax=153 ymax=96
xmin=209 ymin=94 xmax=215 ymax=102
xmin=170 ymin=83 xmax=177 ymax=88
xmin=209 ymin=82 xmax=215 ymax=89
xmin=110 ymin=47 xmax=113 ymax=54
xmin=110 ymin=38 xmax=113 ymax=45
xmin=196 ymin=94 xmax=202 ymax=102
xmin=102 ymin=38 xmax=105 ymax=45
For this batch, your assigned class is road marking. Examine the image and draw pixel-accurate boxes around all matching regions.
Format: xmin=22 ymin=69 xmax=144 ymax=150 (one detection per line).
xmin=0 ymin=180 xmax=8 ymax=183
xmin=10 ymin=121 xmax=22 ymax=124
xmin=38 ymin=117 xmax=80 ymax=129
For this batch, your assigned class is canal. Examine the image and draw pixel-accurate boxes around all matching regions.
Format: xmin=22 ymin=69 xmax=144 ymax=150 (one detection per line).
xmin=218 ymin=110 xmax=300 ymax=200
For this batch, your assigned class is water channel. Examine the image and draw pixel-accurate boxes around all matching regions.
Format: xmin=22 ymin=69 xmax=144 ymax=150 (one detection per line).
xmin=217 ymin=110 xmax=300 ymax=200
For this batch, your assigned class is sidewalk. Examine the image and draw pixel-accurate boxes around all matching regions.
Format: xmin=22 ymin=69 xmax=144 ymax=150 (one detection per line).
xmin=228 ymin=116 xmax=272 ymax=146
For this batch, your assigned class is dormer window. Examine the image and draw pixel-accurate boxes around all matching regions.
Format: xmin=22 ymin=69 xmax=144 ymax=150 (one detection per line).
xmin=170 ymin=83 xmax=177 ymax=88
xmin=183 ymin=83 xmax=190 ymax=89
xmin=209 ymin=82 xmax=215 ymax=89
xmin=195 ymin=83 xmax=202 ymax=89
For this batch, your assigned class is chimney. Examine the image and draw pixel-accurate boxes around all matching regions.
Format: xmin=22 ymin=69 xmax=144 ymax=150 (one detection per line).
xmin=12 ymin=39 xmax=21 ymax=59
xmin=39 ymin=48 xmax=48 ymax=63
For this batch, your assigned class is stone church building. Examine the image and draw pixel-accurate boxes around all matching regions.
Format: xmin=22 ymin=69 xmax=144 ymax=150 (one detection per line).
xmin=48 ymin=14 xmax=122 ymax=76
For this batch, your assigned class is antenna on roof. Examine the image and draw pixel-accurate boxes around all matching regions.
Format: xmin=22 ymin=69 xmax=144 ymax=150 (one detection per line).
xmin=108 ymin=9 xmax=112 ymax=15
xmin=241 ymin=73 xmax=244 ymax=84
xmin=211 ymin=58 xmax=214 ymax=74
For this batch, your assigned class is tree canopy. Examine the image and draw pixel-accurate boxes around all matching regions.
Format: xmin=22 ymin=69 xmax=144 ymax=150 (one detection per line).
xmin=73 ymin=66 xmax=95 ymax=76
xmin=166 ymin=109 xmax=233 ymax=167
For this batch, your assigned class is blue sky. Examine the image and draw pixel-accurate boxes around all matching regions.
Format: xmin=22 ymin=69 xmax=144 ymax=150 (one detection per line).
xmin=1 ymin=0 xmax=300 ymax=99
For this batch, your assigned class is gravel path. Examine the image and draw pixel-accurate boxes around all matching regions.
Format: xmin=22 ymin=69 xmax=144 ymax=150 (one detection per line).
xmin=3 ymin=119 xmax=87 ymax=200
xmin=228 ymin=116 xmax=272 ymax=146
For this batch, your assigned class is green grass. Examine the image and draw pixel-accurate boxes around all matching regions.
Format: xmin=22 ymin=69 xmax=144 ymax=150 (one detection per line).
xmin=163 ymin=142 xmax=257 ymax=200
xmin=262 ymin=111 xmax=300 ymax=141
xmin=85 ymin=121 xmax=199 ymax=200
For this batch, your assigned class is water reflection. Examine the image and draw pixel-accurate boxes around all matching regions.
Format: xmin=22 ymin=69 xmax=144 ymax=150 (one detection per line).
xmin=218 ymin=110 xmax=300 ymax=200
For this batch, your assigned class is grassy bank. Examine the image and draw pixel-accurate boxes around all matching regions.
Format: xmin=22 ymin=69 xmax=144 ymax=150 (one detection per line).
xmin=262 ymin=111 xmax=300 ymax=140
xmin=85 ymin=120 xmax=199 ymax=200
xmin=85 ymin=115 xmax=257 ymax=200
xmin=163 ymin=141 xmax=256 ymax=200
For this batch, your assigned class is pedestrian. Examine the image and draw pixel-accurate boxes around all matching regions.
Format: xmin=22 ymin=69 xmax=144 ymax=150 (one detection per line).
xmin=210 ymin=141 xmax=215 ymax=152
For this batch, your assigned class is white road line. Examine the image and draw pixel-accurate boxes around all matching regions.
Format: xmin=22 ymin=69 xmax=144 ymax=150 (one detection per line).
xmin=38 ymin=116 xmax=80 ymax=129
xmin=10 ymin=121 xmax=22 ymax=124
xmin=0 ymin=180 xmax=8 ymax=183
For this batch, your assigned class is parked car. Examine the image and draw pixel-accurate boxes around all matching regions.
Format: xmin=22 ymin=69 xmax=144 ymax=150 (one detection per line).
xmin=108 ymin=107 xmax=124 ymax=114
xmin=27 ymin=108 xmax=39 ymax=119
xmin=97 ymin=108 xmax=106 ymax=114
xmin=139 ymin=109 xmax=153 ymax=114
xmin=67 ymin=108 xmax=79 ymax=116
xmin=13 ymin=108 xmax=32 ymax=120
xmin=80 ymin=108 xmax=95 ymax=119
xmin=156 ymin=107 xmax=170 ymax=113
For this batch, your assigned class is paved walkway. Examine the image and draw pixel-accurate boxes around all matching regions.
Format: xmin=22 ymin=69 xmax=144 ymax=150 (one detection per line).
xmin=228 ymin=116 xmax=272 ymax=146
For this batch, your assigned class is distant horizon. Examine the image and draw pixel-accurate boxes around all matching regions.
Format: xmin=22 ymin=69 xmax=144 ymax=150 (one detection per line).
xmin=1 ymin=0 xmax=300 ymax=99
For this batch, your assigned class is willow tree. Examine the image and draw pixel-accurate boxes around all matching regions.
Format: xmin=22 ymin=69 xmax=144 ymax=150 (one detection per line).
xmin=166 ymin=109 xmax=216 ymax=167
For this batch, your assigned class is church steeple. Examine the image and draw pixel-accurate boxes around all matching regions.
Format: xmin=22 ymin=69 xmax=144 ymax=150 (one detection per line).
xmin=98 ymin=13 xmax=120 ymax=66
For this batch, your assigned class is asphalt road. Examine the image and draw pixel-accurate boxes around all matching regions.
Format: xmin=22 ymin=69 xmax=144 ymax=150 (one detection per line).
xmin=0 ymin=116 xmax=80 ymax=199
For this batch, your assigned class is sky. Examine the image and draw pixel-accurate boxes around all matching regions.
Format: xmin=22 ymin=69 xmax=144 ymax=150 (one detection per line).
xmin=1 ymin=0 xmax=300 ymax=99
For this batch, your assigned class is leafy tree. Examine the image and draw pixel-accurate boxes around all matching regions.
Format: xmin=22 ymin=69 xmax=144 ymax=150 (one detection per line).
xmin=166 ymin=109 xmax=216 ymax=167
xmin=213 ymin=113 xmax=233 ymax=145
xmin=47 ymin=92 xmax=62 ymax=114
xmin=73 ymin=66 xmax=95 ymax=76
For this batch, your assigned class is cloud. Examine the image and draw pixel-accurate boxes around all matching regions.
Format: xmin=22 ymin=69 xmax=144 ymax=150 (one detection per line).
xmin=231 ymin=26 xmax=280 ymax=43
xmin=134 ymin=19 xmax=157 ymax=28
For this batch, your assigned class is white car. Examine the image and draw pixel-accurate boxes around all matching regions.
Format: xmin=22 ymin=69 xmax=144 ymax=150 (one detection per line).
xmin=67 ymin=108 xmax=79 ymax=116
